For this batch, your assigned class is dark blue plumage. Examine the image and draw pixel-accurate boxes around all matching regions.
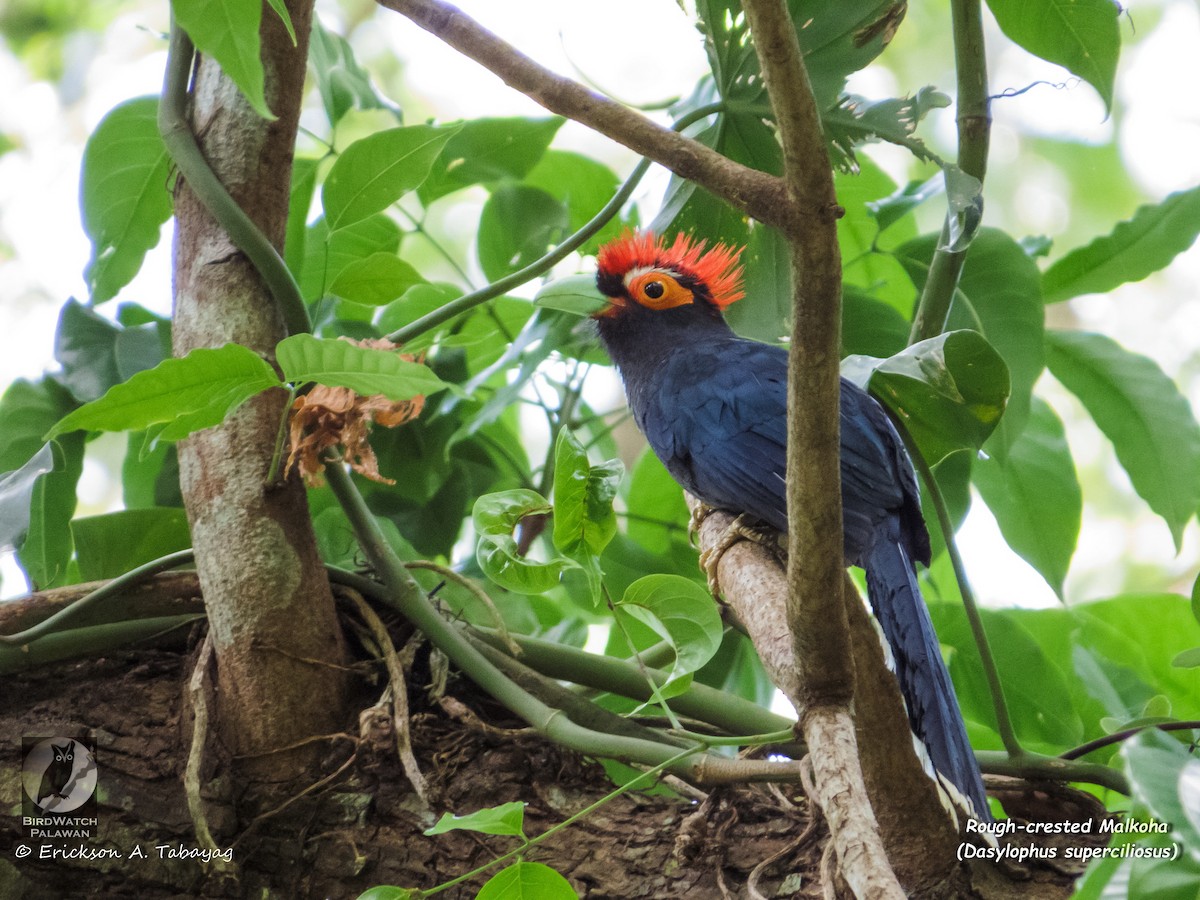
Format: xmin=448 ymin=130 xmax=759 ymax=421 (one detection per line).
xmin=594 ymin=232 xmax=988 ymax=820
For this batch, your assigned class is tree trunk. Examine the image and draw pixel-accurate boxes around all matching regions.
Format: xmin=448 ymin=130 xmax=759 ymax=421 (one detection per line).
xmin=170 ymin=0 xmax=346 ymax=781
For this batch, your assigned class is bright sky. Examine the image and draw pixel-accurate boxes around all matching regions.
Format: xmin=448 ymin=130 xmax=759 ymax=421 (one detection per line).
xmin=2 ymin=0 xmax=1199 ymax=606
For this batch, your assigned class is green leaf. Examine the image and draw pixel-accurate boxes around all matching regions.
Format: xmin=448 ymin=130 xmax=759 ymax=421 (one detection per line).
xmin=46 ymin=344 xmax=280 ymax=441
xmin=0 ymin=378 xmax=78 ymax=472
xmin=276 ymin=333 xmax=446 ymax=399
xmin=80 ymin=97 xmax=172 ymax=305
xmin=1042 ymin=187 xmax=1200 ymax=303
xmin=424 ymin=800 xmax=526 ymax=838
xmin=836 ymin=157 xmax=919 ymax=317
xmin=72 ymin=508 xmax=192 ymax=582
xmin=54 ymin=300 xmax=121 ymax=402
xmin=533 ymin=275 xmax=608 ymax=317
xmin=309 ymin=19 xmax=392 ymax=125
xmin=477 ymin=184 xmax=569 ymax=282
xmin=355 ymin=888 xmax=417 ymax=900
xmin=284 ymin=156 xmax=319 ymax=278
xmin=525 ymin=150 xmax=626 ymax=254
xmin=929 ymin=603 xmax=1086 ymax=749
xmin=418 ymin=117 xmax=564 ymax=205
xmin=264 ymin=0 xmax=295 ymax=44
xmin=171 ymin=0 xmax=272 ymax=119
xmin=328 ymin=252 xmax=426 ymax=306
xmin=1123 ymin=731 xmax=1200 ymax=858
xmin=1045 ymin=330 xmax=1200 ymax=548
xmin=473 ymin=489 xmax=576 ymax=594
xmin=0 ymin=443 xmax=55 ymax=550
xmin=896 ymin=228 xmax=1045 ymax=460
xmin=323 ymin=125 xmax=457 ymax=231
xmin=475 ymin=862 xmax=578 ymax=900
xmin=841 ymin=286 xmax=910 ymax=359
xmin=18 ymin=435 xmax=84 ymax=590
xmin=843 ymin=330 xmax=1010 ymax=466
xmin=300 ymin=214 xmax=402 ymax=302
xmin=625 ymin=450 xmax=689 ymax=556
xmin=984 ymin=0 xmax=1120 ymax=112
xmin=552 ymin=429 xmax=622 ymax=558
xmin=972 ymin=398 xmax=1081 ymax=598
xmin=824 ymin=88 xmax=950 ymax=169
xmin=615 ymin=575 xmax=723 ymax=697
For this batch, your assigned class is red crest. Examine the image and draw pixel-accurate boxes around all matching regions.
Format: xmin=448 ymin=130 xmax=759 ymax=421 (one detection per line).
xmin=597 ymin=231 xmax=745 ymax=309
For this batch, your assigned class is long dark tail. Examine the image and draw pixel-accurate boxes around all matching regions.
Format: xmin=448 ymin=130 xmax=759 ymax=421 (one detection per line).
xmin=864 ymin=517 xmax=990 ymax=820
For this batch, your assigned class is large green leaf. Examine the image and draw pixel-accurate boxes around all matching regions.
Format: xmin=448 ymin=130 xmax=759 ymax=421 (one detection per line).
xmin=72 ymin=507 xmax=192 ymax=582
xmin=80 ymin=97 xmax=172 ymax=305
xmin=984 ymin=0 xmax=1120 ymax=112
xmin=46 ymin=344 xmax=281 ymax=441
xmin=323 ymin=124 xmax=457 ymax=231
xmin=276 ymin=333 xmax=447 ymax=399
xmin=614 ymin=574 xmax=724 ymax=698
xmin=418 ymin=117 xmax=564 ymax=205
xmin=896 ymin=228 xmax=1045 ymax=460
xmin=929 ymin=603 xmax=1086 ymax=750
xmin=1123 ymin=731 xmax=1200 ymax=861
xmin=1042 ymin=186 xmax=1200 ymax=303
xmin=1045 ymin=330 xmax=1200 ymax=548
xmin=972 ymin=398 xmax=1081 ymax=598
xmin=836 ymin=157 xmax=920 ymax=318
xmin=172 ymin=0 xmax=271 ymax=119
xmin=0 ymin=378 xmax=78 ymax=472
xmin=843 ymin=329 xmax=1010 ymax=466
xmin=625 ymin=450 xmax=690 ymax=556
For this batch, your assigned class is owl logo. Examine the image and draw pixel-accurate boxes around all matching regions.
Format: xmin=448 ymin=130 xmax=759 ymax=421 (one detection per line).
xmin=22 ymin=736 xmax=97 ymax=814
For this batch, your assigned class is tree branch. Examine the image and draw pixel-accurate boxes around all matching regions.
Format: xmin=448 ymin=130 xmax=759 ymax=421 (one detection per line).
xmin=374 ymin=0 xmax=794 ymax=231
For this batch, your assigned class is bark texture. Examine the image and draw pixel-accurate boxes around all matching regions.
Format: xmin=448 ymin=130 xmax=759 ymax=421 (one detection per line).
xmin=170 ymin=0 xmax=346 ymax=779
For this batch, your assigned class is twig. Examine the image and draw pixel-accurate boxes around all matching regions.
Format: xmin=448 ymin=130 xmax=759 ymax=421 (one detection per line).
xmin=185 ymin=634 xmax=237 ymax=876
xmin=374 ymin=0 xmax=792 ymax=231
xmin=405 ymin=559 xmax=519 ymax=656
xmin=345 ymin=588 xmax=429 ymax=803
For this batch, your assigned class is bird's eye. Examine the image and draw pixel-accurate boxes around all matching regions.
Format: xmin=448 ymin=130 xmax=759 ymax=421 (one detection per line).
xmin=628 ymin=271 xmax=693 ymax=310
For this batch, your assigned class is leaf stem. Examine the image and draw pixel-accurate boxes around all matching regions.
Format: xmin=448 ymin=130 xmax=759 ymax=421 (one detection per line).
xmin=909 ymin=448 xmax=1020 ymax=757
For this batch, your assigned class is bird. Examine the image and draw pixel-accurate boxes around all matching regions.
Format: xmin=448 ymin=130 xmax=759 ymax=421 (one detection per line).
xmin=592 ymin=230 xmax=989 ymax=821
xmin=36 ymin=740 xmax=76 ymax=808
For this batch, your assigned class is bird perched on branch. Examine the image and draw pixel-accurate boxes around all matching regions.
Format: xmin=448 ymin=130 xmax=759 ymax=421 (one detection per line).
xmin=593 ymin=230 xmax=989 ymax=821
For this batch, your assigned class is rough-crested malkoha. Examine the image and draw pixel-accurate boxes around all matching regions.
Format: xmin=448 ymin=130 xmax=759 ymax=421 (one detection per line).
xmin=592 ymin=230 xmax=988 ymax=819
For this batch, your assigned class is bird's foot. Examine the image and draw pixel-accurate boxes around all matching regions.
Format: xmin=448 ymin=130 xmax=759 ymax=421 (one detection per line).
xmin=695 ymin=512 xmax=785 ymax=597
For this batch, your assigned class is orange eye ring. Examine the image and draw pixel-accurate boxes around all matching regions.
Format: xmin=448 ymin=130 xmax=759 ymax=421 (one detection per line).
xmin=627 ymin=271 xmax=694 ymax=310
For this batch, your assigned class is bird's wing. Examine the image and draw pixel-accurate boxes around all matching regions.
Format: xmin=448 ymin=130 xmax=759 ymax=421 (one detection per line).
xmin=642 ymin=338 xmax=927 ymax=564
xmin=641 ymin=339 xmax=790 ymax=531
